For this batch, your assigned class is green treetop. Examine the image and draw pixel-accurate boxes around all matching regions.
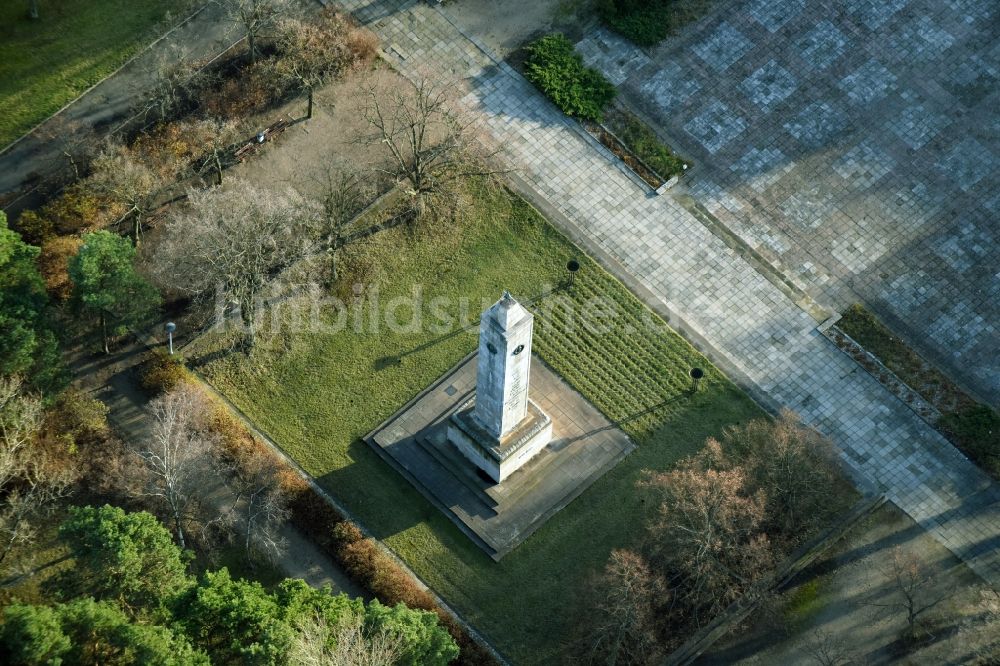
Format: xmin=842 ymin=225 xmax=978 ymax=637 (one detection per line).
xmin=68 ymin=231 xmax=159 ymax=354
xmin=0 ymin=212 xmax=62 ymax=391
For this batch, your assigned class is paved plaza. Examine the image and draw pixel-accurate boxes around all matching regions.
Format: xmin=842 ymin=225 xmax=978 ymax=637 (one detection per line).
xmin=575 ymin=0 xmax=1000 ymax=404
xmin=367 ymin=354 xmax=634 ymax=560
xmin=338 ymin=0 xmax=1000 ymax=586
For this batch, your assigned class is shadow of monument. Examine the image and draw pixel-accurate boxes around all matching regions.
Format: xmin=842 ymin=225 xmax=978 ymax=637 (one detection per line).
xmin=560 ymin=391 xmax=692 ymax=446
xmin=372 ymin=281 xmax=571 ymax=371
xmin=313 ymin=437 xmax=434 ymax=541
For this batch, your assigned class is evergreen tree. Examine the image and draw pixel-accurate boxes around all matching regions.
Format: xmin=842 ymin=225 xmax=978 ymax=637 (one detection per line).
xmin=68 ymin=231 xmax=159 ymax=354
xmin=0 ymin=212 xmax=62 ymax=391
xmin=0 ymin=598 xmax=208 ymax=665
xmin=56 ymin=505 xmax=193 ymax=617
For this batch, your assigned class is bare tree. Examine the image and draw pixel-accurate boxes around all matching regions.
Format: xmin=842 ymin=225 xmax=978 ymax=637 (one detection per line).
xmin=290 ymin=612 xmax=406 ymax=666
xmin=360 ymin=75 xmax=505 ymax=219
xmin=276 ymin=12 xmax=374 ymax=120
xmin=224 ymin=446 xmax=288 ymax=562
xmin=640 ymin=443 xmax=775 ymax=622
xmin=182 ymin=117 xmax=246 ymax=185
xmin=801 ymin=629 xmax=856 ymax=666
xmin=586 ymin=549 xmax=667 ymax=666
xmin=89 ymin=142 xmax=169 ymax=241
xmin=219 ymin=0 xmax=288 ymax=63
xmin=863 ymin=546 xmax=950 ymax=639
xmin=37 ymin=117 xmax=99 ymax=183
xmin=311 ymin=165 xmax=382 ymax=284
xmin=152 ymin=179 xmax=322 ymax=350
xmin=132 ymin=386 xmax=216 ymax=549
xmin=139 ymin=43 xmax=205 ymax=123
xmin=0 ymin=378 xmax=72 ymax=569
xmin=721 ymin=410 xmax=842 ymax=537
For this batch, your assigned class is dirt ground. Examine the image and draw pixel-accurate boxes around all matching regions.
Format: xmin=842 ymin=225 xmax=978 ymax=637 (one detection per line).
xmin=223 ymin=66 xmax=397 ymax=201
xmin=698 ymin=502 xmax=991 ymax=665
xmin=444 ymin=0 xmax=596 ymax=58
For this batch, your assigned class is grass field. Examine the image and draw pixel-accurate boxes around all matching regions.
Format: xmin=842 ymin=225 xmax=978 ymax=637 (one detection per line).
xmin=0 ymin=0 xmax=184 ymax=148
xmin=191 ymin=183 xmax=763 ymax=663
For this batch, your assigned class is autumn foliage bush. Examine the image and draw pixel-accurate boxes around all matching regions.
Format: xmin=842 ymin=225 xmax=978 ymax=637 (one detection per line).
xmin=137 ymin=350 xmax=497 ymax=665
xmin=37 ymin=236 xmax=82 ymax=301
xmin=139 ymin=349 xmax=192 ymax=395
xmin=14 ymin=184 xmax=121 ymax=245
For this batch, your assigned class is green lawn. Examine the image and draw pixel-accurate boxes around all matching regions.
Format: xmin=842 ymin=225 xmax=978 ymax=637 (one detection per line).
xmin=191 ymin=184 xmax=763 ymax=663
xmin=0 ymin=0 xmax=185 ymax=148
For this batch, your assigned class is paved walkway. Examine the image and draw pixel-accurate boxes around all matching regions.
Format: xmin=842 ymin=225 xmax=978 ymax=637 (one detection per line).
xmin=0 ymin=3 xmax=228 ymax=200
xmin=574 ymin=0 xmax=1000 ymax=405
xmin=0 ymin=0 xmax=315 ymax=204
xmin=339 ymin=0 xmax=1000 ymax=586
xmin=74 ymin=336 xmax=364 ymax=597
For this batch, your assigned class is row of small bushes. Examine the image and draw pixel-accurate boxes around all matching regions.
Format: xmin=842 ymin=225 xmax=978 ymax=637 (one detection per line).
xmin=837 ymin=304 xmax=1000 ymax=479
xmin=598 ymin=0 xmax=713 ymax=47
xmin=523 ymin=34 xmax=616 ymax=122
xmin=521 ymin=34 xmax=691 ymax=184
xmin=604 ymin=107 xmax=687 ymax=179
xmin=939 ymin=406 xmax=1000 ymax=478
xmin=139 ymin=350 xmax=498 ymax=665
xmin=597 ymin=0 xmax=676 ymax=46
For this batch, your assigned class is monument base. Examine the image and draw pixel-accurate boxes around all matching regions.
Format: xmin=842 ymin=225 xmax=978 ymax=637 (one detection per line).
xmin=366 ymin=353 xmax=635 ymax=559
xmin=448 ymin=397 xmax=552 ymax=483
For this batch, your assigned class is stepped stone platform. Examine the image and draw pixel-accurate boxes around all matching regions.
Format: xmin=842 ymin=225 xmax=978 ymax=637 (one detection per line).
xmin=367 ymin=353 xmax=635 ymax=560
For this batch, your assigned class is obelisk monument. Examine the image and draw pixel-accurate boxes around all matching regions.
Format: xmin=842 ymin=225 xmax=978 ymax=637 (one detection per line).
xmin=448 ymin=291 xmax=553 ymax=483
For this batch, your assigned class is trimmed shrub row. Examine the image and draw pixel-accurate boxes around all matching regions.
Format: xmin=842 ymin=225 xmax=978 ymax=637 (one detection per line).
xmin=604 ymin=107 xmax=687 ymax=179
xmin=139 ymin=350 xmax=498 ymax=665
xmin=597 ymin=0 xmax=676 ymax=46
xmin=836 ymin=304 xmax=1000 ymax=480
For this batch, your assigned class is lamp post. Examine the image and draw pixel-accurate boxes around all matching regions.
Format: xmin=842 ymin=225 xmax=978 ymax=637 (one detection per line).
xmin=689 ymin=367 xmax=704 ymax=392
xmin=566 ymin=259 xmax=580 ymax=286
xmin=166 ymin=322 xmax=176 ymax=355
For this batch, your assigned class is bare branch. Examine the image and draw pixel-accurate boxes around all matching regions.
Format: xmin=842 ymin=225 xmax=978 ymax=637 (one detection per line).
xmin=152 ymin=178 xmax=322 ymax=350
xmin=358 ymin=73 xmax=510 ymax=220
xmin=131 ymin=385 xmax=216 ymax=549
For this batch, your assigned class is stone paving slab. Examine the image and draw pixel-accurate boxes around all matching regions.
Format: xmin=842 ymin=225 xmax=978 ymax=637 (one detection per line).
xmin=579 ymin=0 xmax=1000 ymax=404
xmin=341 ymin=0 xmax=1000 ymax=587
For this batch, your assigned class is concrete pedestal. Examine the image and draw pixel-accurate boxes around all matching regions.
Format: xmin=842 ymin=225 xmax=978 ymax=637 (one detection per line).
xmin=448 ymin=397 xmax=553 ymax=483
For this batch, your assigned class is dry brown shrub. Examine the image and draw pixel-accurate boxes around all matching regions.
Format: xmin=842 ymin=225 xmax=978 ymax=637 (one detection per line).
xmin=130 ymin=122 xmax=204 ymax=178
xmin=338 ymin=534 xmax=437 ymax=612
xmin=139 ymin=349 xmax=194 ymax=395
xmin=345 ymin=27 xmax=379 ymax=66
xmin=203 ymin=58 xmax=290 ymax=119
xmin=37 ymin=236 xmax=82 ymax=301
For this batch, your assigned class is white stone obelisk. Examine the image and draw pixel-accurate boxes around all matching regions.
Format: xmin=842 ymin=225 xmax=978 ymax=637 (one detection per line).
xmin=448 ymin=291 xmax=552 ymax=483
xmin=473 ymin=291 xmax=533 ymax=437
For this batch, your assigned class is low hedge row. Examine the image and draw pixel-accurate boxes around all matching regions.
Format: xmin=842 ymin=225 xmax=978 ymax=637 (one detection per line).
xmin=604 ymin=107 xmax=687 ymax=179
xmin=597 ymin=0 xmax=675 ymax=47
xmin=523 ymin=34 xmax=616 ymax=122
xmin=139 ymin=350 xmax=498 ymax=665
